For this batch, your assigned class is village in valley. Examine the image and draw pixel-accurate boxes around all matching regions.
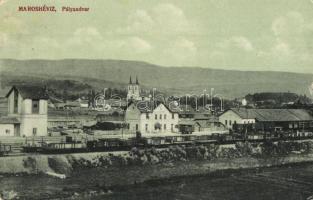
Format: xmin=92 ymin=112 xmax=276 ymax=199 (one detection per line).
xmin=1 ymin=74 xmax=313 ymax=155
xmin=1 ymin=0 xmax=313 ymax=198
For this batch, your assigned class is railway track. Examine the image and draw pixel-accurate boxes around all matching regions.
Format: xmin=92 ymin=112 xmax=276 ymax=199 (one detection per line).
xmin=2 ymin=134 xmax=313 ymax=156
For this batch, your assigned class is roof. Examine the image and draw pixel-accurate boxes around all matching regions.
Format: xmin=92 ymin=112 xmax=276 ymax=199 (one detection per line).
xmin=49 ymin=95 xmax=63 ymax=103
xmin=195 ymin=121 xmax=210 ymax=128
xmin=0 ymin=117 xmax=20 ymax=124
xmin=54 ymin=103 xmax=67 ymax=108
xmin=128 ymin=76 xmax=139 ymax=85
xmin=200 ymin=116 xmax=220 ymax=123
xmin=127 ymin=101 xmax=152 ymax=113
xmin=193 ymin=114 xmax=211 ymax=120
xmin=179 ymin=116 xmax=218 ymax=126
xmin=65 ymin=101 xmax=81 ymax=107
xmin=178 ymin=119 xmax=195 ymax=126
xmin=228 ymin=108 xmax=313 ymax=122
xmin=127 ymin=101 xmax=179 ymax=113
xmin=6 ymin=85 xmax=49 ymax=100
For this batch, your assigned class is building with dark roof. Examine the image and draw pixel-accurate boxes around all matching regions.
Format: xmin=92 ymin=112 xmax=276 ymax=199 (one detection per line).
xmin=6 ymin=85 xmax=49 ymax=137
xmin=178 ymin=116 xmax=227 ymax=134
xmin=6 ymin=85 xmax=49 ymax=100
xmin=219 ymin=108 xmax=313 ymax=133
xmin=178 ymin=105 xmax=211 ymax=119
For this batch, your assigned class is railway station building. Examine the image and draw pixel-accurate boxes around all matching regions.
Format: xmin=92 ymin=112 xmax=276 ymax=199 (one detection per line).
xmin=219 ymin=108 xmax=313 ymax=134
xmin=125 ymin=101 xmax=179 ymax=135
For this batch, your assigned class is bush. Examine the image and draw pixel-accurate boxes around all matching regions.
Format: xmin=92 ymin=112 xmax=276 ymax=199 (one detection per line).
xmin=236 ymin=141 xmax=254 ymax=157
xmin=23 ymin=157 xmax=37 ymax=172
xmin=48 ymin=157 xmax=72 ymax=175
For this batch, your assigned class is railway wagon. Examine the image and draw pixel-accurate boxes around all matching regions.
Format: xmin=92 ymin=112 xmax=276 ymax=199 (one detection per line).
xmin=41 ymin=142 xmax=86 ymax=154
xmin=86 ymin=138 xmax=145 ymax=151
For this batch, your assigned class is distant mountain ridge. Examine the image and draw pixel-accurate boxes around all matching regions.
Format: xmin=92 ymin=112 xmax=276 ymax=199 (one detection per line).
xmin=0 ymin=59 xmax=312 ymax=99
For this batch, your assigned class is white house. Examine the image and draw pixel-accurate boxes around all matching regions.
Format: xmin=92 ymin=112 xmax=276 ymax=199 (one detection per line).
xmin=6 ymin=85 xmax=49 ymax=137
xmin=125 ymin=101 xmax=179 ymax=134
xmin=219 ymin=108 xmax=256 ymax=129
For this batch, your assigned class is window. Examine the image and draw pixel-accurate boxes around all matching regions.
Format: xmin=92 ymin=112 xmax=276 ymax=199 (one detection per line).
xmin=136 ymin=124 xmax=139 ymax=131
xmin=229 ymin=120 xmax=232 ymax=126
xmin=171 ymin=124 xmax=174 ymax=132
xmin=300 ymin=122 xmax=305 ymax=129
xmin=164 ymin=114 xmax=167 ymax=120
xmin=14 ymin=90 xmax=18 ymax=113
xmin=172 ymin=113 xmax=175 ymax=119
xmin=155 ymin=114 xmax=157 ymax=120
xmin=160 ymin=114 xmax=162 ymax=120
xmin=145 ymin=124 xmax=148 ymax=131
xmin=5 ymin=129 xmax=10 ymax=135
xmin=155 ymin=123 xmax=161 ymax=130
xmin=32 ymin=100 xmax=39 ymax=114
xmin=225 ymin=120 xmax=228 ymax=125
xmin=164 ymin=124 xmax=166 ymax=130
xmin=294 ymin=123 xmax=298 ymax=128
xmin=33 ymin=128 xmax=37 ymax=136
xmin=146 ymin=113 xmax=149 ymax=119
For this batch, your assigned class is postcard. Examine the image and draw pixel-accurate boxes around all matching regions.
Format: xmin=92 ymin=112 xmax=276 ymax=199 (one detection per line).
xmin=0 ymin=0 xmax=313 ymax=199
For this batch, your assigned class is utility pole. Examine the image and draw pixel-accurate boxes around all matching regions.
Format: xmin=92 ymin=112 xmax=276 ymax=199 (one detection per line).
xmin=185 ymin=95 xmax=188 ymax=111
xmin=153 ymin=88 xmax=156 ymax=109
xmin=211 ymin=88 xmax=214 ymax=111
xmin=203 ymin=89 xmax=206 ymax=108
xmin=220 ymin=98 xmax=223 ymax=112
xmin=103 ymin=88 xmax=107 ymax=110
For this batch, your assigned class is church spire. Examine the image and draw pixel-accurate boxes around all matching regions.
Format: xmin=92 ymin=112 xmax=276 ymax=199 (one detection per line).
xmin=129 ymin=76 xmax=132 ymax=84
xmin=136 ymin=76 xmax=139 ymax=85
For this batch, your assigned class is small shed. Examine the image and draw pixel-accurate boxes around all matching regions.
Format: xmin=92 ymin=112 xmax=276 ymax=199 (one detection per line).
xmin=0 ymin=117 xmax=20 ymax=136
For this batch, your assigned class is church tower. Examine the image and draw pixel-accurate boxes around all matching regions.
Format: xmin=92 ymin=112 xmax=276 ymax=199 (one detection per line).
xmin=127 ymin=76 xmax=141 ymax=101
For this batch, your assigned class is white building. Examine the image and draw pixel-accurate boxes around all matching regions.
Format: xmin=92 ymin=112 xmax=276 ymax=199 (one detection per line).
xmin=75 ymin=97 xmax=89 ymax=108
xmin=219 ymin=108 xmax=256 ymax=130
xmin=0 ymin=117 xmax=20 ymax=136
xmin=6 ymin=85 xmax=49 ymax=137
xmin=219 ymin=108 xmax=313 ymax=132
xmin=125 ymin=101 xmax=179 ymax=134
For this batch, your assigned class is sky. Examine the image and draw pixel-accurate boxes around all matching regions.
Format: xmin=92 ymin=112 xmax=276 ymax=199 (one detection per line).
xmin=0 ymin=0 xmax=312 ymax=73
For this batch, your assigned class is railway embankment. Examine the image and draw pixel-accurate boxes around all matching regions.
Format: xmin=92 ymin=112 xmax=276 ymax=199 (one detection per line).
xmin=1 ymin=140 xmax=313 ymax=186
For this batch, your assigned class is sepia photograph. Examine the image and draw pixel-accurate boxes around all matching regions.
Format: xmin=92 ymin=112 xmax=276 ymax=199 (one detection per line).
xmin=0 ymin=0 xmax=313 ymax=199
